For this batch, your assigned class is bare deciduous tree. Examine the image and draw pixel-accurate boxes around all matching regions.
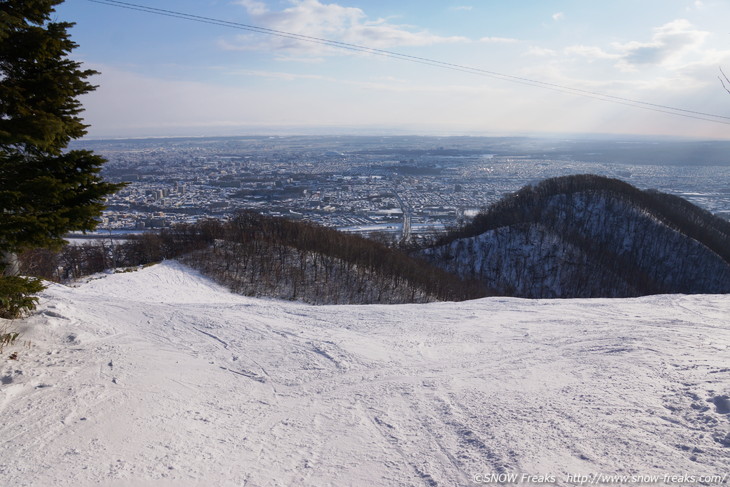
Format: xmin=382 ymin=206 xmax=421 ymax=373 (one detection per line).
xmin=720 ymin=67 xmax=730 ymax=94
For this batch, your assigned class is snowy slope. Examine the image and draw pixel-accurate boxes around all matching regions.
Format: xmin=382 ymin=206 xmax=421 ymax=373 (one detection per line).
xmin=422 ymin=176 xmax=730 ymax=298
xmin=1 ymin=261 xmax=729 ymax=487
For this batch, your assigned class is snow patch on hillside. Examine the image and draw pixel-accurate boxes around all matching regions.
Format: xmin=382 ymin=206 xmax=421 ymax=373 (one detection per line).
xmin=0 ymin=261 xmax=728 ymax=486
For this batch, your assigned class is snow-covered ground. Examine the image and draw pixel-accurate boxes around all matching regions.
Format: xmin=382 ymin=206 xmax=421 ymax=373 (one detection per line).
xmin=1 ymin=261 xmax=728 ymax=487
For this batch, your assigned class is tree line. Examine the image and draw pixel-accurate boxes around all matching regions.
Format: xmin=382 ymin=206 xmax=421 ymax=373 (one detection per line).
xmin=419 ymin=174 xmax=730 ymax=298
xmin=20 ymin=212 xmax=488 ymax=304
xmin=427 ymin=174 xmax=730 ymax=265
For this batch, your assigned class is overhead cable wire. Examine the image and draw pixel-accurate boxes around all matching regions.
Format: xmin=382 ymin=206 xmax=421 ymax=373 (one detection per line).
xmin=87 ymin=0 xmax=730 ymax=126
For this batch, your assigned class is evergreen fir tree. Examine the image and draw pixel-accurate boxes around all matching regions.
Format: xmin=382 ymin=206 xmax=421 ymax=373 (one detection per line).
xmin=0 ymin=0 xmax=123 ymax=317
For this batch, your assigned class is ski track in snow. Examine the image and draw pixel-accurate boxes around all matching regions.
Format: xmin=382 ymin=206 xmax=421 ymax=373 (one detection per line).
xmin=0 ymin=261 xmax=728 ymax=486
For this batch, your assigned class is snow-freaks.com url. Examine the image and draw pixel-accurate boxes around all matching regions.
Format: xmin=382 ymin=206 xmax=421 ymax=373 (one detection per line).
xmin=566 ymin=473 xmax=728 ymax=484
xmin=472 ymin=473 xmax=729 ymax=484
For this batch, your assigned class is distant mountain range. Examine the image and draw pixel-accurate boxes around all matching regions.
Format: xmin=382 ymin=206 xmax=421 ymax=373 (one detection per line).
xmin=421 ymin=174 xmax=730 ymax=298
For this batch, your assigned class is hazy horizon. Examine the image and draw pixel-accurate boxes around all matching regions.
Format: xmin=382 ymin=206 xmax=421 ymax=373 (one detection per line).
xmin=76 ymin=129 xmax=727 ymax=143
xmin=57 ymin=0 xmax=730 ymax=140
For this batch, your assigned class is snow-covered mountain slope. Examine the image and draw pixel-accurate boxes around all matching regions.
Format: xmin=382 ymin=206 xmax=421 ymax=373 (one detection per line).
xmin=422 ymin=175 xmax=730 ymax=298
xmin=1 ymin=261 xmax=728 ymax=486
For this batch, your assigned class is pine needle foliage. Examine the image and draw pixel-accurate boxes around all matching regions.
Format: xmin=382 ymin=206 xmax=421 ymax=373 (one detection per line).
xmin=0 ymin=0 xmax=124 ymax=317
xmin=0 ymin=276 xmax=44 ymax=318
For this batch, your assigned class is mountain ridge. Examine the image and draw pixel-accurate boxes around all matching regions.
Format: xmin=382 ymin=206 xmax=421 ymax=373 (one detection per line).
xmin=421 ymin=174 xmax=730 ymax=298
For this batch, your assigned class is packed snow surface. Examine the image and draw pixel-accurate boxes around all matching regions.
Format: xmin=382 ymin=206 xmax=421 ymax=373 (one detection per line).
xmin=1 ymin=261 xmax=729 ymax=486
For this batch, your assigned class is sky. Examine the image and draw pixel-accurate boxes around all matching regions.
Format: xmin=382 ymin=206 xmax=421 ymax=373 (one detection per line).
xmin=53 ymin=0 xmax=730 ymax=139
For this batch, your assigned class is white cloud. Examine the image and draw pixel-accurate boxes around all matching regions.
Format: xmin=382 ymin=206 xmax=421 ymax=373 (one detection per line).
xmin=558 ymin=19 xmax=728 ymax=82
xmin=229 ymin=0 xmax=469 ymax=56
xmin=552 ymin=12 xmax=565 ymax=21
xmin=450 ymin=6 xmax=473 ymax=11
xmin=479 ymin=36 xmax=519 ymax=44
xmin=234 ymin=0 xmax=269 ymax=16
xmin=612 ymin=19 xmax=709 ymax=71
xmin=564 ymin=45 xmax=621 ymax=62
xmin=229 ymin=69 xmax=328 ymax=81
xmin=525 ymin=46 xmax=557 ymax=57
xmin=265 ymin=55 xmax=327 ymax=64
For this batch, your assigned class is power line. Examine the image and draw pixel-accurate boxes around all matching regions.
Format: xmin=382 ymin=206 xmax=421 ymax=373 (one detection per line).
xmin=87 ymin=0 xmax=730 ymax=126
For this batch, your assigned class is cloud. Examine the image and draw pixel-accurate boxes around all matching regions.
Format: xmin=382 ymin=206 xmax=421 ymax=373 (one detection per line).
xmin=264 ymin=55 xmax=326 ymax=64
xmin=479 ymin=36 xmax=519 ymax=44
xmin=235 ymin=0 xmax=268 ymax=16
xmin=450 ymin=6 xmax=473 ymax=11
xmin=559 ymin=19 xmax=727 ymax=79
xmin=229 ymin=69 xmax=328 ymax=81
xmin=525 ymin=46 xmax=557 ymax=57
xmin=564 ymin=45 xmax=621 ymax=62
xmin=228 ymin=0 xmax=469 ymax=55
xmin=552 ymin=12 xmax=565 ymax=21
xmin=687 ymin=0 xmax=704 ymax=10
xmin=612 ymin=19 xmax=708 ymax=71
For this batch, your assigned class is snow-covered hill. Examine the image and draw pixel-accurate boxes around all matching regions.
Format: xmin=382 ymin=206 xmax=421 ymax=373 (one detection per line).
xmin=422 ymin=175 xmax=730 ymax=298
xmin=1 ymin=261 xmax=728 ymax=486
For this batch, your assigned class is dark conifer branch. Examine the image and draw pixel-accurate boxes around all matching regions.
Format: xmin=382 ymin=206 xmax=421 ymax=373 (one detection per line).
xmin=0 ymin=0 xmax=123 ymax=317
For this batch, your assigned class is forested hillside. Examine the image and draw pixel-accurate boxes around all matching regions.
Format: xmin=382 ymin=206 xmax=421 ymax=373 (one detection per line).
xmin=21 ymin=212 xmax=486 ymax=304
xmin=177 ymin=213 xmax=486 ymax=304
xmin=421 ymin=174 xmax=730 ymax=298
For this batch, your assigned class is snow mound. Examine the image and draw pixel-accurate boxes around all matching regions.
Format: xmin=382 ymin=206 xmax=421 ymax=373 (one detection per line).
xmin=0 ymin=262 xmax=728 ymax=486
xmin=73 ymin=260 xmax=246 ymax=304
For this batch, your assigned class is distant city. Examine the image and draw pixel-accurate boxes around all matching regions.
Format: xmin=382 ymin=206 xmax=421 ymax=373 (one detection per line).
xmin=72 ymin=135 xmax=730 ymax=239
